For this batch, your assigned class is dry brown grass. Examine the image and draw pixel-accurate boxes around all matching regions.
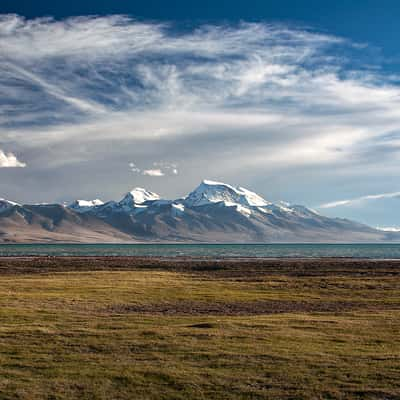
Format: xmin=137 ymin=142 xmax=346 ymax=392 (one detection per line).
xmin=0 ymin=257 xmax=399 ymax=399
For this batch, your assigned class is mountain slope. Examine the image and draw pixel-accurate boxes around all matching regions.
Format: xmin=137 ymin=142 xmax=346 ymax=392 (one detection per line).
xmin=0 ymin=180 xmax=397 ymax=243
xmin=0 ymin=203 xmax=133 ymax=243
xmin=71 ymin=180 xmax=395 ymax=243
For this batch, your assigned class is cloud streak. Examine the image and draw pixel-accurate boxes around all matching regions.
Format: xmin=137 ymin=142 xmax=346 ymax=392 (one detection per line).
xmin=319 ymin=191 xmax=400 ymax=209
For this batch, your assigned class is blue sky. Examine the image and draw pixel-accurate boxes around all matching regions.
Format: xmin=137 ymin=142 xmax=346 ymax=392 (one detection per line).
xmin=3 ymin=0 xmax=400 ymax=55
xmin=1 ymin=0 xmax=400 ymax=227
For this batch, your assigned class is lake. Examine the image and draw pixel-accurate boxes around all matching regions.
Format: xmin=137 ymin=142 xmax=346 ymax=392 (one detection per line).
xmin=1 ymin=243 xmax=400 ymax=258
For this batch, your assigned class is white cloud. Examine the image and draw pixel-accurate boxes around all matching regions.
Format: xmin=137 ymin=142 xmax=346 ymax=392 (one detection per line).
xmin=319 ymin=191 xmax=400 ymax=209
xmin=0 ymin=149 xmax=26 ymax=168
xmin=1 ymin=14 xmax=400 ymax=206
xmin=128 ymin=162 xmax=141 ymax=173
xmin=142 ymin=169 xmax=164 ymax=177
xmin=376 ymin=226 xmax=400 ymax=232
xmin=152 ymin=161 xmax=178 ymax=175
xmin=129 ymin=161 xmax=178 ymax=177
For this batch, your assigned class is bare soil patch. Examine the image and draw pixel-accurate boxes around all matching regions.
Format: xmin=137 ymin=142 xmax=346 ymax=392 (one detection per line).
xmin=1 ymin=256 xmax=400 ymax=278
xmin=107 ymin=299 xmax=398 ymax=316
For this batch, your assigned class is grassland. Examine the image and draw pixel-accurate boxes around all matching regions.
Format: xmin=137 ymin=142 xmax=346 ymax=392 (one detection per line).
xmin=0 ymin=257 xmax=399 ymax=399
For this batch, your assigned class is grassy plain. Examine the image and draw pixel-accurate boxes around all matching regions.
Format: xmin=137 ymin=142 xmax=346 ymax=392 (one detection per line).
xmin=0 ymin=257 xmax=399 ymax=399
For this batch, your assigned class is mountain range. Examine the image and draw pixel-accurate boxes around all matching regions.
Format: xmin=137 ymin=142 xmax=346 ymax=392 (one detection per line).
xmin=0 ymin=180 xmax=397 ymax=243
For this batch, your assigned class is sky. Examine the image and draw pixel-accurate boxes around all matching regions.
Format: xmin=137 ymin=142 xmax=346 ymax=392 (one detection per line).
xmin=1 ymin=0 xmax=400 ymax=227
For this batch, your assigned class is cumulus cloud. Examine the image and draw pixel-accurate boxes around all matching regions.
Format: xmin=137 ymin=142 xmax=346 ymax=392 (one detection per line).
xmin=319 ymin=191 xmax=400 ymax=209
xmin=153 ymin=162 xmax=178 ymax=175
xmin=129 ymin=161 xmax=178 ymax=177
xmin=142 ymin=169 xmax=164 ymax=177
xmin=128 ymin=162 xmax=141 ymax=173
xmin=0 ymin=149 xmax=26 ymax=168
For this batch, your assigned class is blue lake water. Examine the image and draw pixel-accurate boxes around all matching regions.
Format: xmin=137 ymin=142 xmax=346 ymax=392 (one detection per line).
xmin=1 ymin=243 xmax=400 ymax=258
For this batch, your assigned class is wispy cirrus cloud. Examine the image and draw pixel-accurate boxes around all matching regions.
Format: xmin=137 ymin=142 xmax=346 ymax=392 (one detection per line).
xmin=1 ymin=14 xmax=400 ymax=210
xmin=319 ymin=191 xmax=400 ymax=209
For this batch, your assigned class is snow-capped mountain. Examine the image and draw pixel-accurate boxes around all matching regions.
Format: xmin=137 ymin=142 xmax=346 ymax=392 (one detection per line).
xmin=69 ymin=199 xmax=104 ymax=213
xmin=0 ymin=180 xmax=398 ymax=243
xmin=119 ymin=188 xmax=160 ymax=208
xmin=184 ymin=180 xmax=270 ymax=208
xmin=0 ymin=198 xmax=20 ymax=213
xmin=68 ymin=188 xmax=162 ymax=216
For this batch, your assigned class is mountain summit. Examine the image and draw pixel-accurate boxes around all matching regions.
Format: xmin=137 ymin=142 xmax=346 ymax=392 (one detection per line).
xmin=121 ymin=188 xmax=160 ymax=206
xmin=184 ymin=180 xmax=270 ymax=208
xmin=0 ymin=180 xmax=397 ymax=243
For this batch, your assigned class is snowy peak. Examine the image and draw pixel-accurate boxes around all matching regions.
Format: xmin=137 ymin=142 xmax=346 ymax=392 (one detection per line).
xmin=0 ymin=198 xmax=20 ymax=213
xmin=68 ymin=199 xmax=104 ymax=213
xmin=37 ymin=180 xmax=322 ymax=221
xmin=119 ymin=188 xmax=160 ymax=208
xmin=288 ymin=204 xmax=320 ymax=217
xmin=236 ymin=186 xmax=271 ymax=207
xmin=184 ymin=180 xmax=270 ymax=208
